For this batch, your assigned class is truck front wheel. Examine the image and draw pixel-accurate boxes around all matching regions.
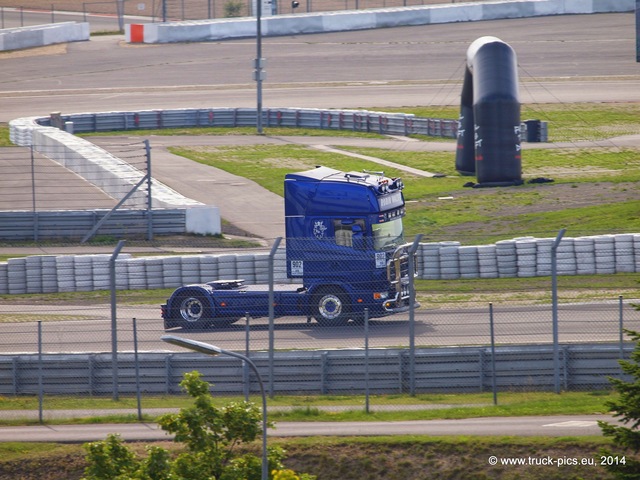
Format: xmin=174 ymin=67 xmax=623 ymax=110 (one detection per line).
xmin=313 ymin=288 xmax=350 ymax=326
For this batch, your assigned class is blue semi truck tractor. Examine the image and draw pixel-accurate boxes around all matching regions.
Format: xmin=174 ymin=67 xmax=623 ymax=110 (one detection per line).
xmin=162 ymin=166 xmax=419 ymax=329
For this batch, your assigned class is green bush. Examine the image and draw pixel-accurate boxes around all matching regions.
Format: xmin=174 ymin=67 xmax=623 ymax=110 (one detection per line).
xmin=81 ymin=371 xmax=315 ymax=480
xmin=224 ymin=1 xmax=244 ymax=18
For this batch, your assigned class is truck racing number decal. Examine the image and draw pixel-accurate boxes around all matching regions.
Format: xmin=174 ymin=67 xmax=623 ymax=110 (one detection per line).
xmin=291 ymin=260 xmax=304 ymax=276
xmin=375 ymin=252 xmax=386 ymax=269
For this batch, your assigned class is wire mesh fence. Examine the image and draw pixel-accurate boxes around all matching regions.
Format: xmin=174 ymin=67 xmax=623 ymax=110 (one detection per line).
xmin=0 ymin=235 xmax=639 ymax=420
xmin=0 ymin=0 xmax=485 ymax=26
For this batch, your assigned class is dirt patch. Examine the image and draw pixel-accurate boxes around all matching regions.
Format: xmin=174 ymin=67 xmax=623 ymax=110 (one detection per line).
xmin=0 ymin=43 xmax=66 ymax=59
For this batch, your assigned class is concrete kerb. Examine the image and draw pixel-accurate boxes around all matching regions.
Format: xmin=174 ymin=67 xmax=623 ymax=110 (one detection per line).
xmin=0 ymin=22 xmax=89 ymax=51
xmin=124 ymin=0 xmax=634 ymax=44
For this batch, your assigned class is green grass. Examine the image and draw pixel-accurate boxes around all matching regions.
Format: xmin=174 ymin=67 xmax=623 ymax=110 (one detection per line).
xmin=82 ymin=125 xmax=387 ymax=139
xmin=0 ymin=391 xmax=616 ymax=425
xmin=0 ymin=123 xmax=12 ymax=147
xmin=168 ymin=141 xmax=640 ymax=243
xmin=377 ymin=103 xmax=640 ymax=141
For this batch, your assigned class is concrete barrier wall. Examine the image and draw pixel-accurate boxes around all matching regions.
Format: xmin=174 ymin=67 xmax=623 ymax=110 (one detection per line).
xmin=9 ymin=116 xmax=220 ymax=236
xmin=125 ymin=0 xmax=634 ymax=44
xmin=1 ymin=234 xmax=639 ymax=294
xmin=0 ymin=22 xmax=89 ymax=51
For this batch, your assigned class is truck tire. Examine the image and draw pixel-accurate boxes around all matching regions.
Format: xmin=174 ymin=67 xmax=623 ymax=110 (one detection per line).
xmin=175 ymin=292 xmax=213 ymax=329
xmin=313 ymin=287 xmax=350 ymax=326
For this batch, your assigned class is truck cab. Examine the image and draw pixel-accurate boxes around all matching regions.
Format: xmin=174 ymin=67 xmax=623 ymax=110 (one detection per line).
xmin=284 ymin=166 xmax=414 ymax=324
xmin=162 ymin=166 xmax=418 ymax=329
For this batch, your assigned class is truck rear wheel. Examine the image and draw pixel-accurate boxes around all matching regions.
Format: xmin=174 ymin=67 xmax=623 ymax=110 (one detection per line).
xmin=313 ymin=288 xmax=350 ymax=326
xmin=175 ymin=292 xmax=213 ymax=329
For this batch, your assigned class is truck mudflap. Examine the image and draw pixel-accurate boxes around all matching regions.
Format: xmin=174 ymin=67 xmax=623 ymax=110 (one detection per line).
xmin=385 ymin=242 xmax=419 ymax=313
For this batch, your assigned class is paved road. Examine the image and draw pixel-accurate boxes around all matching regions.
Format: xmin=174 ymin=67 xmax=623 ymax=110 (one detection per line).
xmin=1 ymin=13 xmax=638 ymax=123
xmin=1 ymin=13 xmax=638 ymax=240
xmin=0 ymin=415 xmax=614 ymax=442
xmin=0 ymin=302 xmax=637 ymax=354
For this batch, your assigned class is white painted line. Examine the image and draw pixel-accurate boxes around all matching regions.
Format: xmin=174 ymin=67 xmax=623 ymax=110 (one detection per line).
xmin=543 ymin=421 xmax=599 ymax=428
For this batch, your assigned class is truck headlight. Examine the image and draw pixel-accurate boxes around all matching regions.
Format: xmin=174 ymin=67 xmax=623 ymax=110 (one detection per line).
xmin=373 ymin=292 xmax=389 ymax=300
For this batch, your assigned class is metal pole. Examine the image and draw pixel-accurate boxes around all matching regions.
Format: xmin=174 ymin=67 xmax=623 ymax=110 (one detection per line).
xmin=110 ymin=240 xmax=126 ymax=401
xmin=160 ymin=337 xmax=269 ymax=480
xmin=619 ymin=295 xmax=625 ymax=360
xmin=489 ymin=303 xmax=497 ymax=406
xmin=30 ymin=145 xmax=38 ymax=242
xmin=38 ymin=320 xmax=43 ymax=424
xmin=364 ymin=308 xmax=370 ymax=414
xmin=268 ymin=237 xmax=282 ymax=398
xmin=255 ymin=0 xmax=264 ymax=134
xmin=244 ymin=312 xmax=251 ymax=402
xmin=636 ymin=0 xmax=640 ymax=62
xmin=117 ymin=0 xmax=124 ymax=31
xmin=133 ymin=318 xmax=143 ymax=421
xmin=408 ymin=234 xmax=423 ymax=396
xmin=551 ymin=228 xmax=566 ymax=394
xmin=144 ymin=140 xmax=153 ymax=241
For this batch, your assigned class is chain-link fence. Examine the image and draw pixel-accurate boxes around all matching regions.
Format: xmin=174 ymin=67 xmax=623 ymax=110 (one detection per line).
xmin=0 ymin=0 xmax=483 ymax=26
xmin=0 ymin=232 xmax=639 ymax=420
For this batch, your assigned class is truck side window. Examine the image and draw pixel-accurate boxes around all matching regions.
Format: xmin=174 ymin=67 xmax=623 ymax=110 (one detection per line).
xmin=333 ymin=219 xmax=365 ymax=248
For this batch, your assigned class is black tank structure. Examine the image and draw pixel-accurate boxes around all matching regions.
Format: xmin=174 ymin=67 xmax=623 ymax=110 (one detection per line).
xmin=455 ymin=36 xmax=523 ymax=187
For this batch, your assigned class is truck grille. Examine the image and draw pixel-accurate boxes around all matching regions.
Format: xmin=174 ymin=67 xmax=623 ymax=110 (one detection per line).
xmin=387 ymin=243 xmax=417 ymax=300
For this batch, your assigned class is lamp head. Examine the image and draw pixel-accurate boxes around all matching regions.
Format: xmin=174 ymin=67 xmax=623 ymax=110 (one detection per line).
xmin=161 ymin=335 xmax=222 ymax=356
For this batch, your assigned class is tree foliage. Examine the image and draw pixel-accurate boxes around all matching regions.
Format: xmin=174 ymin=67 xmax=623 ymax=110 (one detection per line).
xmin=223 ymin=1 xmax=244 ymax=18
xmin=82 ymin=371 xmax=315 ymax=480
xmin=598 ymin=329 xmax=640 ymax=478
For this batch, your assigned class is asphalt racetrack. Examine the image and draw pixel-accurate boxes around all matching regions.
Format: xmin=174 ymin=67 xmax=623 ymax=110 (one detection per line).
xmin=1 ymin=12 xmax=639 ymax=353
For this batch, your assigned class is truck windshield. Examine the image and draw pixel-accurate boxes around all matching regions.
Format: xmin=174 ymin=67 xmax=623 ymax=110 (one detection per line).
xmin=372 ymin=218 xmax=404 ymax=251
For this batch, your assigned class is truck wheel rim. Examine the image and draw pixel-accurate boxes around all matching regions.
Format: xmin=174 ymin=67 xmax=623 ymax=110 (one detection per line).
xmin=318 ymin=294 xmax=342 ymax=320
xmin=180 ymin=297 xmax=203 ymax=322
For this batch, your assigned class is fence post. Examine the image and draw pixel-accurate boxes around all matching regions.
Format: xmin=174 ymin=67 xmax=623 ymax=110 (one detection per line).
xmin=30 ymin=145 xmax=38 ymax=242
xmin=364 ymin=308 xmax=370 ymax=414
xmin=268 ymin=237 xmax=282 ymax=398
xmin=110 ymin=240 xmax=126 ymax=401
xmin=133 ymin=318 xmax=142 ymax=421
xmin=244 ymin=312 xmax=251 ymax=402
xmin=619 ymin=295 xmax=625 ymax=360
xmin=38 ymin=320 xmax=43 ymax=424
xmin=144 ymin=140 xmax=153 ymax=241
xmin=552 ymin=228 xmax=566 ymax=394
xmin=489 ymin=303 xmax=498 ymax=405
xmin=408 ymin=234 xmax=423 ymax=396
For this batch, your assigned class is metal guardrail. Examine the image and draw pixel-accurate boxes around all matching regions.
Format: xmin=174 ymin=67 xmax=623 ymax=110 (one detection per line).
xmin=0 ymin=209 xmax=185 ymax=241
xmin=0 ymin=343 xmax=630 ymax=396
xmin=42 ymin=108 xmax=455 ymax=139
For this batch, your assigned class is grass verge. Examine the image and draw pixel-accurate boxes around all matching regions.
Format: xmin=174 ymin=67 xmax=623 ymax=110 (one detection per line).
xmin=0 ymin=391 xmax=616 ymax=425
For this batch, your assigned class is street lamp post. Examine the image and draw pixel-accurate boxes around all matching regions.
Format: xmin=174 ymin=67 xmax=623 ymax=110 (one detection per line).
xmin=255 ymin=0 xmax=264 ymax=134
xmin=161 ymin=335 xmax=268 ymax=480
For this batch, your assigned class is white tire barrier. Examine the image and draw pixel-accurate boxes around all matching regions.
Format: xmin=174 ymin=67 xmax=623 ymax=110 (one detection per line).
xmin=495 ymin=239 xmax=517 ymax=278
xmin=199 ymin=255 xmax=219 ymax=284
xmin=1 ymin=233 xmax=640 ymax=293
